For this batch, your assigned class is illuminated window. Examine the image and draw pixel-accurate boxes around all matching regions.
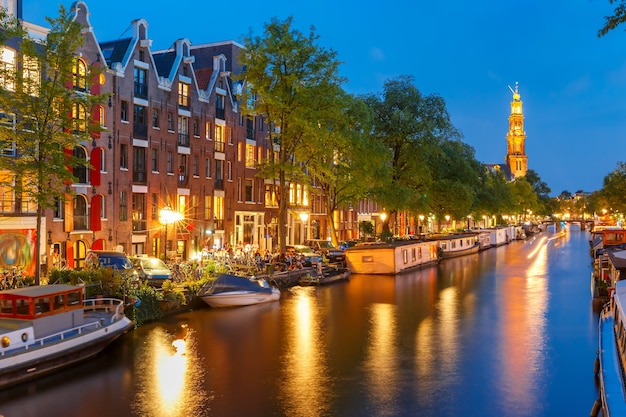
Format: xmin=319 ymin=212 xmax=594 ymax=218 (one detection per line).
xmin=0 ymin=47 xmax=16 ymax=91
xmin=245 ymin=144 xmax=255 ymax=167
xmin=22 ymin=55 xmax=39 ymax=96
xmin=178 ymin=82 xmax=189 ymax=108
xmin=72 ymin=103 xmax=87 ymax=133
xmin=72 ymin=59 xmax=87 ymax=91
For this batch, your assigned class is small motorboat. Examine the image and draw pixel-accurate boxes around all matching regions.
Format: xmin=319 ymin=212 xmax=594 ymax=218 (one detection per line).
xmin=0 ymin=284 xmax=133 ymax=389
xmin=199 ymin=274 xmax=280 ymax=308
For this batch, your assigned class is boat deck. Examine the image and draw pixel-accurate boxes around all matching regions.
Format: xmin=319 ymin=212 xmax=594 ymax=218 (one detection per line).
xmin=599 ymin=312 xmax=626 ymax=415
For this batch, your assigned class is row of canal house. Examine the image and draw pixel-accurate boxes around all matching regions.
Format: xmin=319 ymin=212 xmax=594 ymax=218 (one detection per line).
xmin=0 ymin=1 xmax=363 ymax=274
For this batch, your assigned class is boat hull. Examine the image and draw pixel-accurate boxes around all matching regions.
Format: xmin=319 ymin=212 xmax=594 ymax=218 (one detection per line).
xmin=0 ymin=316 xmax=132 ymax=389
xmin=200 ymin=288 xmax=280 ymax=308
xmin=299 ymin=269 xmax=350 ymax=286
xmin=440 ymin=244 xmax=480 ymax=259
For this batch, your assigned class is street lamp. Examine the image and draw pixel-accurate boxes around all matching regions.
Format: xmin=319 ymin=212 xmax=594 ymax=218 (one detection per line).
xmin=159 ymin=206 xmax=183 ymax=261
xmin=299 ymin=212 xmax=309 ymax=242
xmin=445 ymin=215 xmax=450 ymax=231
xmin=418 ymin=215 xmax=424 ymax=234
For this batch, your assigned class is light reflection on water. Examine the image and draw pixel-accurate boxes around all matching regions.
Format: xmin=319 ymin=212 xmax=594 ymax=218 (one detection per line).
xmin=132 ymin=325 xmax=210 ymax=417
xmin=0 ymin=227 xmax=599 ymax=417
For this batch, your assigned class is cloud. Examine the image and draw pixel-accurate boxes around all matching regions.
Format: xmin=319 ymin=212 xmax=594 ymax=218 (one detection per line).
xmin=370 ymin=47 xmax=385 ymax=61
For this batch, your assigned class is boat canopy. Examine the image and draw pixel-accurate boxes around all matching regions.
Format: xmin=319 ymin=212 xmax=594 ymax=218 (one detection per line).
xmin=205 ymin=274 xmax=273 ymax=295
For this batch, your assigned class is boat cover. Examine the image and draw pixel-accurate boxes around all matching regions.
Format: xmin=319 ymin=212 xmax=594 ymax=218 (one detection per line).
xmin=204 ymin=274 xmax=273 ymax=295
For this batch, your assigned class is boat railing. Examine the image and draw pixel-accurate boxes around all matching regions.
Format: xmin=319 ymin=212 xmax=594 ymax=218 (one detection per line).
xmin=83 ymin=298 xmax=126 ymax=323
xmin=0 ymin=308 xmax=120 ymax=357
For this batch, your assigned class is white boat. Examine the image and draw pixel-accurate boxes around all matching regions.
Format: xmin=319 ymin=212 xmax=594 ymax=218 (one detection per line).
xmin=595 ymin=279 xmax=626 ymax=416
xmin=0 ymin=284 xmax=133 ymax=389
xmin=199 ymin=274 xmax=280 ymax=308
xmin=433 ymin=233 xmax=480 ymax=259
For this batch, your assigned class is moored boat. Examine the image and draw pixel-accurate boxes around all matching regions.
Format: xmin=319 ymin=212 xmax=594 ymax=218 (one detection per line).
xmin=299 ymin=267 xmax=350 ymax=286
xmin=345 ymin=240 xmax=439 ymax=275
xmin=199 ymin=274 xmax=280 ymax=308
xmin=0 ymin=284 xmax=133 ymax=389
xmin=596 ymin=279 xmax=626 ymax=416
xmin=431 ymin=233 xmax=480 ymax=259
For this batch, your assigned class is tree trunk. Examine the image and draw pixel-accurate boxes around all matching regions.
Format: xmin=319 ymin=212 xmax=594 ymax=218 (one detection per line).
xmin=278 ymin=170 xmax=288 ymax=256
xmin=35 ymin=204 xmax=43 ymax=285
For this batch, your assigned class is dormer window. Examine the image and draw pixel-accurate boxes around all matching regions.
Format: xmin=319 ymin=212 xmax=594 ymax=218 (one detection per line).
xmin=178 ymin=82 xmax=189 ymax=109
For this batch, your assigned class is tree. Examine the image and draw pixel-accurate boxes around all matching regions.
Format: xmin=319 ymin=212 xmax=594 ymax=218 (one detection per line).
xmin=509 ymin=178 xmax=539 ymax=221
xmin=363 ymin=75 xmax=459 ymax=233
xmin=473 ymin=169 xmax=512 ymax=224
xmin=597 ymin=161 xmax=626 ymax=214
xmin=598 ymin=0 xmax=626 ymax=37
xmin=522 ymin=169 xmax=553 ymax=216
xmin=0 ymin=6 xmax=105 ymax=283
xmin=238 ymin=16 xmax=344 ymax=254
xmin=302 ymin=92 xmax=386 ymax=246
xmin=427 ymin=140 xmax=482 ymax=228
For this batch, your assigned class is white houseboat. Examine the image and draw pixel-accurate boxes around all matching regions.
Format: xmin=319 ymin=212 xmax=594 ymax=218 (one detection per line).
xmin=432 ymin=233 xmax=480 ymax=259
xmin=596 ymin=279 xmax=626 ymax=416
xmin=0 ymin=284 xmax=133 ymax=389
xmin=345 ymin=240 xmax=439 ymax=275
xmin=484 ymin=227 xmax=512 ymax=247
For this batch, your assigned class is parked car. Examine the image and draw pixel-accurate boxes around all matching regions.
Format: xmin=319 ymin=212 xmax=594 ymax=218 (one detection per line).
xmin=85 ymin=250 xmax=135 ymax=272
xmin=287 ymin=245 xmax=322 ymax=266
xmin=304 ymin=239 xmax=345 ymax=263
xmin=84 ymin=250 xmax=140 ymax=283
xmin=129 ymin=256 xmax=172 ymax=287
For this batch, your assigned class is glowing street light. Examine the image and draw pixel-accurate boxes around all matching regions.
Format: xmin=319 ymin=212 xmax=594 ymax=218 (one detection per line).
xmin=299 ymin=212 xmax=309 ymax=241
xmin=159 ymin=206 xmax=183 ymax=261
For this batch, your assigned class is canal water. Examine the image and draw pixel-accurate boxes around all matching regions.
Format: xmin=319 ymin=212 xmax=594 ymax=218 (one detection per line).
xmin=0 ymin=225 xmax=600 ymax=417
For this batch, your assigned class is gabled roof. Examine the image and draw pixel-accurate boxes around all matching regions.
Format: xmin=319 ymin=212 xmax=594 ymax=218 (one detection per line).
xmin=484 ymin=163 xmax=513 ymax=180
xmin=153 ymin=50 xmax=176 ymax=80
xmin=100 ymin=38 xmax=133 ymax=68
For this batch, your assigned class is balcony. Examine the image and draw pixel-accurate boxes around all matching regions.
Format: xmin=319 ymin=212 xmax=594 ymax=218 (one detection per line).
xmin=177 ymin=173 xmax=189 ymax=188
xmin=133 ymin=170 xmax=147 ymax=184
xmin=216 ymin=107 xmax=225 ymax=120
xmin=133 ymin=123 xmax=147 ymax=139
xmin=132 ymin=219 xmax=147 ymax=231
xmin=214 ymin=141 xmax=225 ymax=153
xmin=213 ymin=219 xmax=224 ymax=231
xmin=214 ymin=178 xmax=224 ymax=190
xmin=134 ymin=82 xmax=148 ymax=99
xmin=178 ymin=133 xmax=189 ymax=147
xmin=246 ymin=127 xmax=255 ymax=140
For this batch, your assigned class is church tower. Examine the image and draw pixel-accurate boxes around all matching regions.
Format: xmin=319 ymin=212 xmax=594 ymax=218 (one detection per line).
xmin=505 ymin=82 xmax=527 ymax=179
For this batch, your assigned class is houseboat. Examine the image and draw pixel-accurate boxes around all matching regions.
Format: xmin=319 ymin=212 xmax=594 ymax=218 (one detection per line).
xmin=345 ymin=240 xmax=439 ymax=275
xmin=0 ymin=284 xmax=133 ymax=389
xmin=484 ymin=227 xmax=512 ymax=247
xmin=476 ymin=230 xmax=492 ymax=250
xmin=431 ymin=233 xmax=480 ymax=259
xmin=595 ymin=279 xmax=626 ymax=416
xmin=591 ymin=228 xmax=626 ymax=259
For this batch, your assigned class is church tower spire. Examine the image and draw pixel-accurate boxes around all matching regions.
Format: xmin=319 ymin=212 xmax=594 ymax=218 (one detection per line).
xmin=505 ymin=82 xmax=527 ymax=179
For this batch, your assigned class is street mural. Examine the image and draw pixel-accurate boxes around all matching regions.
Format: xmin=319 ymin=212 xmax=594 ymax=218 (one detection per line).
xmin=0 ymin=229 xmax=36 ymax=276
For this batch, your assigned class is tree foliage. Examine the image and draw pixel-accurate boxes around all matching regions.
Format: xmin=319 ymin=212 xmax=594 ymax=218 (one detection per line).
xmin=0 ymin=6 xmax=105 ymax=282
xmin=238 ymin=16 xmax=344 ymax=253
xmin=363 ymin=75 xmax=459 ymax=232
xmin=598 ymin=0 xmax=626 ymax=37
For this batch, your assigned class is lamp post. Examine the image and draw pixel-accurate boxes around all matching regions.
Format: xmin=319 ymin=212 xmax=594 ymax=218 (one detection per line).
xmin=159 ymin=206 xmax=183 ymax=261
xmin=418 ymin=215 xmax=424 ymax=234
xmin=445 ymin=215 xmax=450 ymax=231
xmin=299 ymin=212 xmax=309 ymax=243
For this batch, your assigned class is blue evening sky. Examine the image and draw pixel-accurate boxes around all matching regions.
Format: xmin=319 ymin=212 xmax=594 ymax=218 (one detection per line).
xmin=23 ymin=0 xmax=626 ymax=195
